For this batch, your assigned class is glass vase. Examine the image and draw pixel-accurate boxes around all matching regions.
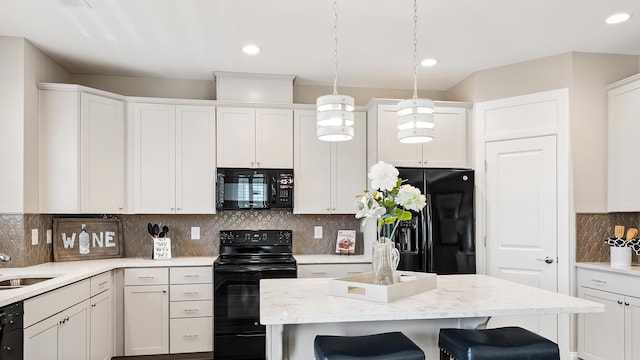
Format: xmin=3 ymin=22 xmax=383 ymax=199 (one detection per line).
xmin=372 ymin=237 xmax=400 ymax=285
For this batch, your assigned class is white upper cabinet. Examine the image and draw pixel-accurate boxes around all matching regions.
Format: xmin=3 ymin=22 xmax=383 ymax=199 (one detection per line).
xmin=293 ymin=109 xmax=366 ymax=214
xmin=217 ymin=107 xmax=293 ymax=168
xmin=608 ymin=74 xmax=640 ymax=212
xmin=130 ymin=101 xmax=216 ymax=214
xmin=38 ymin=84 xmax=126 ymax=213
xmin=367 ymin=101 xmax=469 ymax=169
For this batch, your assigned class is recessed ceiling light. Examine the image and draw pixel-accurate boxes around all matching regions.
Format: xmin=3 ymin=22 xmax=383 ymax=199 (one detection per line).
xmin=242 ymin=45 xmax=261 ymax=55
xmin=420 ymin=58 xmax=438 ymax=67
xmin=606 ymin=13 xmax=631 ymax=24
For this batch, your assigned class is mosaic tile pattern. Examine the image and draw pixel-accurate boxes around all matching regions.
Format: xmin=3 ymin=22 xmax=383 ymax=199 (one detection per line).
xmin=120 ymin=211 xmax=363 ymax=258
xmin=576 ymin=213 xmax=640 ymax=263
xmin=0 ymin=214 xmax=24 ymax=268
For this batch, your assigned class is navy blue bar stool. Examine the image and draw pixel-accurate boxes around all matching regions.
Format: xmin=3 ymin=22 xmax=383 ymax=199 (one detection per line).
xmin=314 ymin=331 xmax=425 ymax=360
xmin=438 ymin=327 xmax=560 ymax=360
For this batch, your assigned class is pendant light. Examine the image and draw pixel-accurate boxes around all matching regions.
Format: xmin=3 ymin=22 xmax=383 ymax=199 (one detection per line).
xmin=397 ymin=0 xmax=434 ymax=144
xmin=317 ymin=0 xmax=354 ymax=142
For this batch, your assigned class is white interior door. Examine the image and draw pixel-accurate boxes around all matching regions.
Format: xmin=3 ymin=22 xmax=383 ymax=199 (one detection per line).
xmin=485 ymin=135 xmax=558 ymax=339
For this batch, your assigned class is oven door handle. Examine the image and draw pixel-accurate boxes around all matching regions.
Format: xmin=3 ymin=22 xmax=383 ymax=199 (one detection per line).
xmin=237 ymin=333 xmax=266 ymax=337
xmin=214 ymin=264 xmax=297 ymax=273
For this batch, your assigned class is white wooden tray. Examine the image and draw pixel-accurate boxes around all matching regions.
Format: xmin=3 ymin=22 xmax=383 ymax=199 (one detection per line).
xmin=328 ymin=271 xmax=437 ymax=303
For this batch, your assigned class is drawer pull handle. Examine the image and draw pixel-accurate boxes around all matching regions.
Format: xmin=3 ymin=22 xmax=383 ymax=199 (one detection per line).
xmin=183 ymin=309 xmax=198 ymax=313
xmin=183 ymin=291 xmax=199 ymax=295
xmin=311 ymin=272 xmax=326 ymax=275
xmin=183 ymin=334 xmax=199 ymax=339
xmin=183 ymin=274 xmax=200 ymax=278
xmin=138 ymin=276 xmax=155 ymax=279
xmin=591 ymin=279 xmax=607 ymax=285
xmin=98 ymin=281 xmax=108 ymax=286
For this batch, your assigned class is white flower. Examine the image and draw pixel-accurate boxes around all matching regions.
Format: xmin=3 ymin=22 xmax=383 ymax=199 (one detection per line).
xmin=355 ymin=193 xmax=386 ymax=221
xmin=368 ymin=161 xmax=399 ymax=191
xmin=395 ymin=184 xmax=427 ymax=211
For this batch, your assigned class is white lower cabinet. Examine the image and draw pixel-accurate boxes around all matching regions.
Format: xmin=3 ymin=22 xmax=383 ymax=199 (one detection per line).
xmin=24 ymin=280 xmax=92 ymax=360
xmin=577 ymin=267 xmax=640 ymax=360
xmin=124 ymin=266 xmax=213 ymax=356
xmin=124 ymin=268 xmax=169 ymax=356
xmin=89 ymin=272 xmax=113 ymax=360
xmin=297 ymin=263 xmax=371 ymax=278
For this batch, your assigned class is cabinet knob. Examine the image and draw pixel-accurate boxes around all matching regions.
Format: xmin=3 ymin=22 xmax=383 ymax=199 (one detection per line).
xmin=625 ymin=302 xmax=630 ymax=306
xmin=618 ymin=300 xmax=624 ymax=305
xmin=170 ymin=207 xmax=175 ymax=210
xmin=119 ymin=206 xmax=124 ymax=210
xmin=256 ymin=162 xmax=261 ymax=167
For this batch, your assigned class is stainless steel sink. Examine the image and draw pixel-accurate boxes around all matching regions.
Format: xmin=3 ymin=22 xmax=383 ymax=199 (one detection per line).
xmin=0 ymin=276 xmax=57 ymax=288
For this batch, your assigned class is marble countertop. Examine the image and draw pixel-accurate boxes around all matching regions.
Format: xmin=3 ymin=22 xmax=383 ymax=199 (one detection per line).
xmin=0 ymin=257 xmax=216 ymax=307
xmin=260 ymin=274 xmax=603 ymax=325
xmin=576 ymin=262 xmax=640 ymax=276
xmin=294 ymin=254 xmax=371 ymax=264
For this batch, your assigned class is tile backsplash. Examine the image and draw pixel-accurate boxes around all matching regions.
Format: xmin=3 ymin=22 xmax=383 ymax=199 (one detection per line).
xmin=576 ymin=212 xmax=640 ymax=262
xmin=0 ymin=211 xmax=363 ymax=267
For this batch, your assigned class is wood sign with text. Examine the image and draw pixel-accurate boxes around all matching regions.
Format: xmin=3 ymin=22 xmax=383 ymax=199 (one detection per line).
xmin=53 ymin=218 xmax=124 ymax=261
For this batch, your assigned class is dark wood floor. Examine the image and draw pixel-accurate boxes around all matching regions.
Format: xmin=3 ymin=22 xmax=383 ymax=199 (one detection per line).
xmin=113 ymin=352 xmax=213 ymax=360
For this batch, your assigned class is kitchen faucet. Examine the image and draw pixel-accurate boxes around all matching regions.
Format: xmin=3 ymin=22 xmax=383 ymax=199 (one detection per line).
xmin=0 ymin=253 xmax=11 ymax=262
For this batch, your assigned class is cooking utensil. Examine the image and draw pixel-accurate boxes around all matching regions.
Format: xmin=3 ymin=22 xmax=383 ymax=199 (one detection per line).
xmin=147 ymin=223 xmax=155 ymax=237
xmin=158 ymin=232 xmax=165 ymax=238
xmin=162 ymin=225 xmax=169 ymax=234
xmin=626 ymin=228 xmax=638 ymax=240
xmin=153 ymin=224 xmax=160 ymax=237
xmin=615 ymin=225 xmax=625 ymax=239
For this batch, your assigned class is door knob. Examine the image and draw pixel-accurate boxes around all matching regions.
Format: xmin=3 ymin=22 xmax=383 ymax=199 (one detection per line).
xmin=536 ymin=256 xmax=554 ymax=264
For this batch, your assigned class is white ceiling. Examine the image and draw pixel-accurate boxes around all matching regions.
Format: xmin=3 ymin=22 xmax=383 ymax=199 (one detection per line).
xmin=1 ymin=0 xmax=640 ymax=91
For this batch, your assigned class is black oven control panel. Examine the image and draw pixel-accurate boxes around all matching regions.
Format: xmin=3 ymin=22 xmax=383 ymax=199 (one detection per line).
xmin=219 ymin=230 xmax=292 ymax=246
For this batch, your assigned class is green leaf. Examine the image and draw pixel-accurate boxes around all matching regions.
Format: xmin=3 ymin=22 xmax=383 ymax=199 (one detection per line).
xmin=395 ymin=208 xmax=412 ymax=221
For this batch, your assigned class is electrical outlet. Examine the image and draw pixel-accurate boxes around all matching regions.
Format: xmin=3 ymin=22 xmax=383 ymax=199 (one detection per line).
xmin=31 ymin=229 xmax=38 ymax=245
xmin=191 ymin=226 xmax=200 ymax=240
xmin=314 ymin=226 xmax=323 ymax=239
xmin=46 ymin=229 xmax=52 ymax=244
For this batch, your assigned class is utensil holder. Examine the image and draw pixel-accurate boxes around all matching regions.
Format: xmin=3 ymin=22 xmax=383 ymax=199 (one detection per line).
xmin=610 ymin=246 xmax=632 ymax=267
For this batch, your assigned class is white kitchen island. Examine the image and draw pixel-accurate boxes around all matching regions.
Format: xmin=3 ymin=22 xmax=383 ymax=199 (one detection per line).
xmin=260 ymin=274 xmax=603 ymax=360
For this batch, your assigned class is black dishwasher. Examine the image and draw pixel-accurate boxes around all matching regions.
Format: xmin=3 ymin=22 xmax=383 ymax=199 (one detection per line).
xmin=0 ymin=302 xmax=23 ymax=360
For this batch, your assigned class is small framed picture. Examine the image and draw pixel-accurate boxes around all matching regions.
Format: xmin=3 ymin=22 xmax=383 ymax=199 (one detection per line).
xmin=335 ymin=230 xmax=356 ymax=255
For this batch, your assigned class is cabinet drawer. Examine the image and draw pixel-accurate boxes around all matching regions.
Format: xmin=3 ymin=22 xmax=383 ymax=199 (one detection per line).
xmin=577 ymin=268 xmax=640 ymax=298
xmin=170 ymin=284 xmax=212 ymax=301
xmin=125 ymin=267 xmax=168 ymax=285
xmin=170 ymin=300 xmax=213 ymax=318
xmin=91 ymin=271 xmax=112 ymax=296
xmin=297 ymin=263 xmax=371 ymax=278
xmin=170 ymin=266 xmax=212 ymax=284
xmin=24 ymin=279 xmax=90 ymax=328
xmin=169 ymin=317 xmax=213 ymax=354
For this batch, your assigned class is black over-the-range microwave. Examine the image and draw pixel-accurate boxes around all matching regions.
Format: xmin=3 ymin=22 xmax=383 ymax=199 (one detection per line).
xmin=216 ymin=168 xmax=294 ymax=210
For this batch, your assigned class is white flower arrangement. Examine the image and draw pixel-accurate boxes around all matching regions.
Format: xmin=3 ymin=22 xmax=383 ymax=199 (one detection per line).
xmin=355 ymin=161 xmax=427 ymax=240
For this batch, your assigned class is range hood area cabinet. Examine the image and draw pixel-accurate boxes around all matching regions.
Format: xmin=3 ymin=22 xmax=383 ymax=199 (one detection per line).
xmin=608 ymin=73 xmax=640 ymax=212
xmin=216 ymin=106 xmax=293 ymax=168
xmin=128 ymin=100 xmax=216 ymax=214
xmin=293 ymin=109 xmax=366 ymax=214
xmin=38 ymin=83 xmax=126 ymax=214
xmin=366 ymin=100 xmax=470 ymax=169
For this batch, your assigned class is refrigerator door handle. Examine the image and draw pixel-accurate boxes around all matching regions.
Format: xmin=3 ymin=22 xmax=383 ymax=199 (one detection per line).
xmin=426 ymin=193 xmax=434 ymax=273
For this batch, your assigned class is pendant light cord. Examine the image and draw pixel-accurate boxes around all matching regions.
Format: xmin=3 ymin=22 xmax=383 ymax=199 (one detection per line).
xmin=332 ymin=0 xmax=339 ymax=96
xmin=412 ymin=0 xmax=418 ymax=100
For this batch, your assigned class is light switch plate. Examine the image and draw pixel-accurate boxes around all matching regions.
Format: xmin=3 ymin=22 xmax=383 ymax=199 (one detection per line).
xmin=191 ymin=226 xmax=200 ymax=240
xmin=46 ymin=229 xmax=52 ymax=244
xmin=31 ymin=229 xmax=38 ymax=245
xmin=314 ymin=226 xmax=323 ymax=239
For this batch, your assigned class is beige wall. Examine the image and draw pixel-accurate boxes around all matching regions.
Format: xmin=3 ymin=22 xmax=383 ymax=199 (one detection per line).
xmin=570 ymin=53 xmax=639 ymax=212
xmin=294 ymin=84 xmax=446 ymax=106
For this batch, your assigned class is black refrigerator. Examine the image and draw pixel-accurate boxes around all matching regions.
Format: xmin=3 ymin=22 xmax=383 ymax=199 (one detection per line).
xmin=390 ymin=168 xmax=475 ymax=275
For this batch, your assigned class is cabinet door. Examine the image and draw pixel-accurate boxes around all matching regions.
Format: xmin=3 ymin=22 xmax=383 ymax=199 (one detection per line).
xmin=60 ymin=299 xmax=91 ymax=360
xmin=333 ymin=112 xmax=367 ymax=213
xmin=423 ymin=107 xmax=467 ymax=168
xmin=25 ymin=313 xmax=61 ymax=360
xmin=216 ymin=107 xmax=256 ymax=167
xmin=132 ymin=103 xmax=176 ymax=213
xmin=578 ymin=287 xmax=625 ymax=360
xmin=90 ymin=289 xmax=113 ymax=360
xmin=625 ymin=295 xmax=640 ymax=360
xmin=81 ymin=93 xmax=126 ymax=213
xmin=608 ymin=78 xmax=640 ymax=211
xmin=256 ymin=108 xmax=293 ymax=168
xmin=293 ymin=110 xmax=331 ymax=214
xmin=175 ymin=105 xmax=216 ymax=214
xmin=124 ymin=285 xmax=169 ymax=355
xmin=375 ymin=104 xmax=423 ymax=167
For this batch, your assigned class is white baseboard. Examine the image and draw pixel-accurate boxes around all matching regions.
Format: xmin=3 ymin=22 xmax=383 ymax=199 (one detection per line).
xmin=568 ymin=351 xmax=579 ymax=360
